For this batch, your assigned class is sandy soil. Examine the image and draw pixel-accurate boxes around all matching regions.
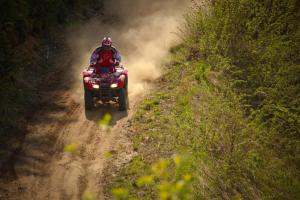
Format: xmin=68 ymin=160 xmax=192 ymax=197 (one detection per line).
xmin=0 ymin=78 xmax=147 ymax=200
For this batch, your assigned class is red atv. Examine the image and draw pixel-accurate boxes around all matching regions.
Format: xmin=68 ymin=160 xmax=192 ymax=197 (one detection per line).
xmin=83 ymin=65 xmax=128 ymax=111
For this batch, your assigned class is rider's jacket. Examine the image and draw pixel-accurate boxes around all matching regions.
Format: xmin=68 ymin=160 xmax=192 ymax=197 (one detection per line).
xmin=90 ymin=46 xmax=121 ymax=67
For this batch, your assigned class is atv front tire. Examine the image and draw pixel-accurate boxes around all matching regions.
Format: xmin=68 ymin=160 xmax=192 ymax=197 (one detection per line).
xmin=118 ymin=88 xmax=127 ymax=111
xmin=84 ymin=89 xmax=94 ymax=110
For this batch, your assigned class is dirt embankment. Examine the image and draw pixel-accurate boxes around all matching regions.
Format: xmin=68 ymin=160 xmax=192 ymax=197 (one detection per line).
xmin=0 ymin=1 xmax=188 ymax=199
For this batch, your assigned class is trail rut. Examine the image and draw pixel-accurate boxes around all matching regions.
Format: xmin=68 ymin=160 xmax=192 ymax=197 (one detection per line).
xmin=0 ymin=84 xmax=146 ymax=200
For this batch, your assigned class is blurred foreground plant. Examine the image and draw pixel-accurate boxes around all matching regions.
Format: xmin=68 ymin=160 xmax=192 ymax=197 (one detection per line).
xmin=112 ymin=154 xmax=193 ymax=200
xmin=98 ymin=113 xmax=112 ymax=131
xmin=64 ymin=143 xmax=79 ymax=156
xmin=82 ymin=191 xmax=97 ymax=200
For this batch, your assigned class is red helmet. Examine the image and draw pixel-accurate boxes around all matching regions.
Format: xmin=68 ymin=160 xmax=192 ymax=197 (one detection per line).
xmin=102 ymin=37 xmax=112 ymax=47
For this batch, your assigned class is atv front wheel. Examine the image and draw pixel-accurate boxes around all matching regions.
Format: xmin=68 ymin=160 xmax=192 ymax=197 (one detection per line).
xmin=84 ymin=89 xmax=94 ymax=110
xmin=118 ymin=88 xmax=127 ymax=111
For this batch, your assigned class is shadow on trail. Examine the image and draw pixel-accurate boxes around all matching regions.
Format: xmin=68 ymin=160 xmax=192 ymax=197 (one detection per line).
xmin=8 ymin=102 xmax=128 ymax=181
xmin=13 ymin=133 xmax=57 ymax=178
xmin=84 ymin=103 xmax=128 ymax=126
xmin=2 ymin=97 xmax=79 ymax=181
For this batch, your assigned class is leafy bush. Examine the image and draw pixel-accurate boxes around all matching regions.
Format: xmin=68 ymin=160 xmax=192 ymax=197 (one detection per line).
xmin=112 ymin=155 xmax=193 ymax=200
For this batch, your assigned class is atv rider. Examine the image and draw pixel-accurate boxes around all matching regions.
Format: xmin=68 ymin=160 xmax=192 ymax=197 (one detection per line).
xmin=90 ymin=37 xmax=121 ymax=71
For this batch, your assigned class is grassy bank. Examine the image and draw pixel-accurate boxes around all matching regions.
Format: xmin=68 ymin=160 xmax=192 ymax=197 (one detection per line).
xmin=106 ymin=0 xmax=299 ymax=199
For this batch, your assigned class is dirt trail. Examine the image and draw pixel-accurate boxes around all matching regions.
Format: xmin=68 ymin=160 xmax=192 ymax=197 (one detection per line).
xmin=0 ymin=1 xmax=188 ymax=199
xmin=0 ymin=84 xmax=146 ymax=200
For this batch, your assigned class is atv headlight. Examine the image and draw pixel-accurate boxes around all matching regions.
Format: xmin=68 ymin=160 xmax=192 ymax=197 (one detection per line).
xmin=93 ymin=84 xmax=100 ymax=89
xmin=110 ymin=83 xmax=118 ymax=88
xmin=84 ymin=77 xmax=91 ymax=82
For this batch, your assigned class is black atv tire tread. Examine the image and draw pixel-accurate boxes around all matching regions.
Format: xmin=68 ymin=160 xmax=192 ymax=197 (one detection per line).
xmin=118 ymin=88 xmax=127 ymax=111
xmin=84 ymin=89 xmax=94 ymax=110
xmin=125 ymin=78 xmax=129 ymax=109
xmin=126 ymin=89 xmax=129 ymax=109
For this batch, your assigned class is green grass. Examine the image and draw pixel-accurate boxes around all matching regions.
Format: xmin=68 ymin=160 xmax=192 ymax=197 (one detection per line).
xmin=106 ymin=0 xmax=300 ymax=198
xmin=105 ymin=43 xmax=299 ymax=199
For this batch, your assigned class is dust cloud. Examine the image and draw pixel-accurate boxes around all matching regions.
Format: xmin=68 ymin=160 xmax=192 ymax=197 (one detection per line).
xmin=67 ymin=0 xmax=189 ymax=97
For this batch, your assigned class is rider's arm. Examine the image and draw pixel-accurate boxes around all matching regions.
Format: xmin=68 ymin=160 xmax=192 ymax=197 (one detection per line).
xmin=115 ymin=51 xmax=122 ymax=63
xmin=90 ymin=48 xmax=100 ymax=65
xmin=111 ymin=46 xmax=121 ymax=63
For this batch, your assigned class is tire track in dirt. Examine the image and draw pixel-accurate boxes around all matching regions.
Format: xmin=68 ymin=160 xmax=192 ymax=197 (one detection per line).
xmin=42 ymin=90 xmax=146 ymax=200
xmin=0 ymin=84 xmax=146 ymax=200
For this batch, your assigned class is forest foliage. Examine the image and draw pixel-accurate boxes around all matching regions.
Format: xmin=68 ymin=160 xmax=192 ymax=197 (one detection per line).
xmin=0 ymin=0 xmax=103 ymax=134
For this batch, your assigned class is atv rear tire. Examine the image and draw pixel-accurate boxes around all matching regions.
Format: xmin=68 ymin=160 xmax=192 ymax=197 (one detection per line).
xmin=118 ymin=88 xmax=127 ymax=111
xmin=84 ymin=89 xmax=94 ymax=110
xmin=125 ymin=78 xmax=129 ymax=109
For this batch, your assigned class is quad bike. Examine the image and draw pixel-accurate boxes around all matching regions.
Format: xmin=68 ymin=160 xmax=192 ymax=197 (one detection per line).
xmin=83 ymin=64 xmax=128 ymax=111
